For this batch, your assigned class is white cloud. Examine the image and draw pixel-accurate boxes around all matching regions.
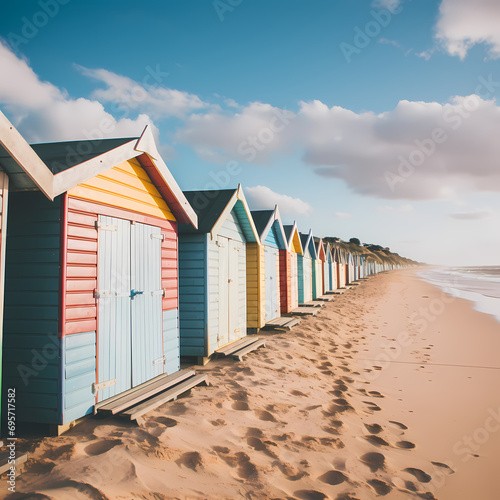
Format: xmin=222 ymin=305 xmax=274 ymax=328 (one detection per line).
xmin=176 ymin=102 xmax=295 ymax=164
xmin=436 ymin=0 xmax=500 ymax=59
xmin=377 ymin=204 xmax=414 ymax=213
xmin=334 ymin=212 xmax=353 ymax=219
xmin=178 ymin=94 xmax=500 ymax=201
xmin=0 ymin=41 xmax=162 ymax=144
xmin=416 ymin=48 xmax=436 ymax=61
xmin=77 ymin=65 xmax=210 ymax=119
xmin=378 ymin=38 xmax=401 ymax=48
xmin=245 ymin=186 xmax=313 ymax=217
xmin=449 ymin=209 xmax=494 ymax=220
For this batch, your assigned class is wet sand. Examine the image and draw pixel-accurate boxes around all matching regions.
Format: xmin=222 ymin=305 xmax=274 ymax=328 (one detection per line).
xmin=3 ymin=269 xmax=499 ymax=499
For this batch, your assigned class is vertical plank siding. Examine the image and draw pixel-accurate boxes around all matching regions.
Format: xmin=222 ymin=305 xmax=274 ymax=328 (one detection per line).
xmin=179 ymin=234 xmax=207 ymax=357
xmin=207 ymin=237 xmax=219 ymax=355
xmin=279 ymin=249 xmax=291 ymax=313
xmin=163 ymin=308 xmax=180 ymax=374
xmin=3 ymin=192 xmax=62 ymax=424
xmin=246 ymin=243 xmax=262 ymax=328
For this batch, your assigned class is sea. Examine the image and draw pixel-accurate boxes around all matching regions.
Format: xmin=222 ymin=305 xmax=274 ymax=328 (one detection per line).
xmin=418 ymin=266 xmax=500 ymax=324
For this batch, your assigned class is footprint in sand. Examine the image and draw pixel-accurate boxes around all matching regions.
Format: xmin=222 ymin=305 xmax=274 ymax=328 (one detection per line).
xmin=389 ymin=421 xmax=408 ymax=430
xmin=363 ymin=401 xmax=382 ymax=412
xmin=431 ymin=461 xmax=455 ymax=474
xmin=335 ymin=493 xmax=361 ymax=500
xmin=42 ymin=443 xmax=75 ymax=460
xmin=155 ymin=417 xmax=178 ymax=428
xmin=368 ymin=391 xmax=385 ymax=398
xmin=275 ymin=461 xmax=308 ymax=481
xmin=84 ymin=439 xmax=122 ymax=456
xmin=246 ymin=437 xmax=278 ymax=458
xmin=176 ymin=451 xmax=204 ymax=471
xmin=318 ymin=470 xmax=348 ymax=485
xmin=368 ymin=478 xmax=392 ymax=495
xmin=232 ymin=401 xmax=250 ymax=411
xmin=363 ymin=435 xmax=390 ymax=447
xmin=396 ymin=440 xmax=416 ymax=449
xmin=403 ymin=467 xmax=432 ymax=483
xmin=294 ymin=490 xmax=328 ymax=500
xmin=364 ymin=423 xmax=383 ymax=434
xmin=255 ymin=409 xmax=278 ymax=422
xmin=291 ymin=389 xmax=307 ymax=397
xmin=359 ymin=452 xmax=386 ymax=472
xmin=210 ymin=419 xmax=226 ymax=426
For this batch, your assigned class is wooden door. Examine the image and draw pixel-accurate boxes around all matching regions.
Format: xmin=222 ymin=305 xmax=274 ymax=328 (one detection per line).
xmin=303 ymin=257 xmax=312 ymax=302
xmin=217 ymin=236 xmax=230 ymax=347
xmin=264 ymin=246 xmax=279 ymax=322
xmin=290 ymin=253 xmax=298 ymax=309
xmin=131 ymin=222 xmax=164 ymax=386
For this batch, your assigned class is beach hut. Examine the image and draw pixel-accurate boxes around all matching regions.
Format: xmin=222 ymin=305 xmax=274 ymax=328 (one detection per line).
xmin=250 ymin=206 xmax=287 ymax=325
xmin=282 ymin=223 xmax=303 ymax=312
xmin=313 ymin=237 xmax=325 ymax=299
xmin=178 ymin=185 xmax=261 ymax=363
xmin=2 ymin=126 xmax=198 ymax=432
xmin=324 ymin=243 xmax=334 ymax=292
xmin=299 ymin=231 xmax=317 ymax=304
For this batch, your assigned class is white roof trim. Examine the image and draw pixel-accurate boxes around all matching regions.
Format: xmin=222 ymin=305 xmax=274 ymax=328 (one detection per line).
xmin=0 ymin=110 xmax=54 ymax=199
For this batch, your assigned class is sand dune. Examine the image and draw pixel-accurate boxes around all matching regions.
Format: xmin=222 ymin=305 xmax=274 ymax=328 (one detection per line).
xmin=5 ymin=269 xmax=498 ymax=499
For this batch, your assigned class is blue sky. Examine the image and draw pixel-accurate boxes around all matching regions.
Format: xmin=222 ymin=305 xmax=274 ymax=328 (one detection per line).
xmin=1 ymin=0 xmax=499 ymax=265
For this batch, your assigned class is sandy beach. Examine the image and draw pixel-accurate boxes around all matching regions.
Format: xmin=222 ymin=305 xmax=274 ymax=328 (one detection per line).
xmin=3 ymin=269 xmax=500 ymax=500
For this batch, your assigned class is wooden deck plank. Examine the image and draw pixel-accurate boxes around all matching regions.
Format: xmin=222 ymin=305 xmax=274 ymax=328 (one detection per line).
xmin=317 ymin=295 xmax=334 ymax=302
xmin=97 ymin=369 xmax=195 ymax=415
xmin=122 ymin=374 xmax=209 ymax=422
xmin=300 ymin=301 xmax=325 ymax=308
xmin=232 ymin=339 xmax=267 ymax=361
xmin=262 ymin=316 xmax=301 ymax=331
xmin=215 ymin=336 xmax=257 ymax=356
xmin=286 ymin=307 xmax=320 ymax=316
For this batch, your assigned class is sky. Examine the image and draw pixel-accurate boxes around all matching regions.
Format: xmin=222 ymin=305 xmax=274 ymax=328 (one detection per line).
xmin=0 ymin=0 xmax=499 ymax=266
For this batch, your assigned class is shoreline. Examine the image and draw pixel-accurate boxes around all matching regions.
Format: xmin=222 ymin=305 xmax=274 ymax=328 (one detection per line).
xmin=3 ymin=269 xmax=499 ymax=499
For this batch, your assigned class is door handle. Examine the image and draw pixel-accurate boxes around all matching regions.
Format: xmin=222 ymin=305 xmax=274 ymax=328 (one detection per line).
xmin=130 ymin=289 xmax=144 ymax=299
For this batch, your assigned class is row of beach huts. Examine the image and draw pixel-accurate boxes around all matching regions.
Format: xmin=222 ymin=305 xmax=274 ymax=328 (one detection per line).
xmin=0 ymin=111 xmax=414 ymax=435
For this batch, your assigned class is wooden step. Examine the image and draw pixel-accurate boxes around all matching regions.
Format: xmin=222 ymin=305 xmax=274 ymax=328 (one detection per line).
xmin=300 ymin=300 xmax=325 ymax=308
xmin=215 ymin=336 xmax=257 ymax=356
xmin=97 ymin=369 xmax=195 ymax=415
xmin=286 ymin=307 xmax=320 ymax=316
xmin=232 ymin=339 xmax=267 ymax=361
xmin=325 ymin=290 xmax=343 ymax=295
xmin=317 ymin=295 xmax=334 ymax=302
xmin=121 ymin=374 xmax=209 ymax=425
xmin=0 ymin=449 xmax=28 ymax=476
xmin=263 ymin=316 xmax=301 ymax=331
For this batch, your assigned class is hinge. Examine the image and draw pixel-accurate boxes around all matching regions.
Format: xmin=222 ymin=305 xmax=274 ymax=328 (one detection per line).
xmin=152 ymin=356 xmax=166 ymax=366
xmin=93 ymin=379 xmax=116 ymax=393
xmin=151 ymin=233 xmax=165 ymax=241
xmin=95 ymin=221 xmax=117 ymax=232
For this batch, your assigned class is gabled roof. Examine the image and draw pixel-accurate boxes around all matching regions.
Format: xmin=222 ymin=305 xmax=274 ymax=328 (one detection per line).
xmin=299 ymin=230 xmax=317 ymax=259
xmin=0 ymin=110 xmax=53 ymax=198
xmin=180 ymin=184 xmax=259 ymax=243
xmin=0 ymin=114 xmax=197 ymax=227
xmin=313 ymin=237 xmax=326 ymax=261
xmin=283 ymin=222 xmax=303 ymax=254
xmin=250 ymin=205 xmax=287 ymax=249
xmin=324 ymin=242 xmax=333 ymax=262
